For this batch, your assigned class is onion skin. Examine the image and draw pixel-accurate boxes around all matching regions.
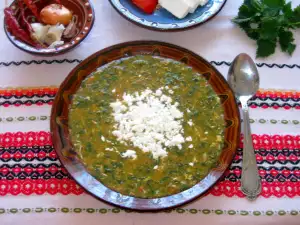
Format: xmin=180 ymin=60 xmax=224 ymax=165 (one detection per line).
xmin=40 ymin=4 xmax=73 ymax=26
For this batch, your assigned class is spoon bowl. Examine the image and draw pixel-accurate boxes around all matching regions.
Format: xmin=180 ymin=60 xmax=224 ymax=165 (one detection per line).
xmin=228 ymin=53 xmax=260 ymax=100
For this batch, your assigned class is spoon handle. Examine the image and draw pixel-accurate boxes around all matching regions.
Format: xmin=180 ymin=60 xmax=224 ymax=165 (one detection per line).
xmin=241 ymin=101 xmax=261 ymax=200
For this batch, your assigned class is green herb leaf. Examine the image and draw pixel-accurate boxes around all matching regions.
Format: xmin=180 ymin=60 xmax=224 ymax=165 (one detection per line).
xmin=250 ymin=0 xmax=263 ymax=11
xmin=261 ymin=0 xmax=285 ymax=8
xmin=290 ymin=6 xmax=300 ymax=28
xmin=256 ymin=39 xmax=276 ymax=58
xmin=234 ymin=21 xmax=260 ymax=40
xmin=279 ymin=29 xmax=296 ymax=54
xmin=240 ymin=4 xmax=256 ymax=17
xmin=283 ymin=2 xmax=293 ymax=18
xmin=260 ymin=17 xmax=279 ymax=40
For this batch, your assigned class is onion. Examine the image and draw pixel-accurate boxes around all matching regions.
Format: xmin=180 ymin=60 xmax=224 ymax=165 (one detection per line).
xmin=40 ymin=4 xmax=72 ymax=26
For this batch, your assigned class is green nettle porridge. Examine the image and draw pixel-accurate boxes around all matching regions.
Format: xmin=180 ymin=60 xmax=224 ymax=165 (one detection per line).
xmin=69 ymin=55 xmax=225 ymax=198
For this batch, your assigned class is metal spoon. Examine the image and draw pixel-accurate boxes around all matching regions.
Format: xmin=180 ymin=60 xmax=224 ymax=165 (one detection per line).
xmin=227 ymin=53 xmax=261 ymax=201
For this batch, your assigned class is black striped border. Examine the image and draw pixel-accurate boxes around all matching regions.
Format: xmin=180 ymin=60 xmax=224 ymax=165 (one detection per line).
xmin=0 ymin=59 xmax=300 ymax=69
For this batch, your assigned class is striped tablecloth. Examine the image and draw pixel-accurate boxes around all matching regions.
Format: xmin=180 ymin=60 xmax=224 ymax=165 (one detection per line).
xmin=1 ymin=0 xmax=300 ymax=224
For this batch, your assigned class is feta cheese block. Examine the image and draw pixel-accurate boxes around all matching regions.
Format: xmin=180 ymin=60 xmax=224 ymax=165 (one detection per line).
xmin=184 ymin=0 xmax=199 ymax=13
xmin=159 ymin=0 xmax=190 ymax=19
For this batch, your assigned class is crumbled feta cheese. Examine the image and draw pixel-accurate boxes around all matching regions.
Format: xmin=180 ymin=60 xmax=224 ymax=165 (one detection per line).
xmin=217 ymin=135 xmax=222 ymax=142
xmin=110 ymin=101 xmax=126 ymax=113
xmin=110 ymin=88 xmax=186 ymax=159
xmin=204 ymin=131 xmax=208 ymax=135
xmin=154 ymin=165 xmax=158 ymax=169
xmin=189 ymin=162 xmax=194 ymax=166
xmin=187 ymin=120 xmax=193 ymax=126
xmin=188 ymin=144 xmax=193 ymax=149
xmin=155 ymin=89 xmax=163 ymax=96
xmin=105 ymin=148 xmax=113 ymax=151
xmin=121 ymin=150 xmax=137 ymax=159
xmin=101 ymin=136 xmax=106 ymax=142
xmin=187 ymin=108 xmax=191 ymax=113
xmin=186 ymin=136 xmax=192 ymax=142
xmin=112 ymin=89 xmax=116 ymax=93
xmin=168 ymin=90 xmax=174 ymax=94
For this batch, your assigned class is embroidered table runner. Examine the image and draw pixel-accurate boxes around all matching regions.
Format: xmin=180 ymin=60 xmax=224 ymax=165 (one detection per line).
xmin=1 ymin=0 xmax=300 ymax=224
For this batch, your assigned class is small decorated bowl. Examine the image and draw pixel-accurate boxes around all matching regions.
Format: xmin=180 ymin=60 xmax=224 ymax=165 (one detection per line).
xmin=109 ymin=0 xmax=227 ymax=31
xmin=4 ymin=0 xmax=95 ymax=56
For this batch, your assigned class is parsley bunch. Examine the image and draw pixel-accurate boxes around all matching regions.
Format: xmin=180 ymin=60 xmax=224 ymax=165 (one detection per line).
xmin=233 ymin=0 xmax=300 ymax=58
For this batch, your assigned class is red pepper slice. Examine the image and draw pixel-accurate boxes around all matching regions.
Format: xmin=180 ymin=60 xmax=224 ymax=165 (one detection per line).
xmin=23 ymin=0 xmax=40 ymax=21
xmin=132 ymin=0 xmax=158 ymax=14
xmin=18 ymin=0 xmax=33 ymax=33
xmin=4 ymin=8 xmax=41 ymax=48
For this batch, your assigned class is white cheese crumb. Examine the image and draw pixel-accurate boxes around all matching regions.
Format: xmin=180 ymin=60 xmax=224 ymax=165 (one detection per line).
xmin=165 ymin=86 xmax=169 ymax=90
xmin=187 ymin=108 xmax=191 ymax=113
xmin=121 ymin=150 xmax=137 ymax=159
xmin=186 ymin=136 xmax=192 ymax=142
xmin=187 ymin=120 xmax=193 ymax=126
xmin=105 ymin=148 xmax=113 ymax=151
xmin=188 ymin=144 xmax=193 ymax=149
xmin=154 ymin=165 xmax=158 ymax=169
xmin=168 ymin=90 xmax=174 ymax=94
xmin=155 ymin=89 xmax=163 ymax=96
xmin=101 ymin=136 xmax=106 ymax=142
xmin=205 ymin=131 xmax=208 ymax=135
xmin=112 ymin=89 xmax=116 ymax=93
xmin=110 ymin=88 xmax=186 ymax=159
xmin=189 ymin=162 xmax=194 ymax=166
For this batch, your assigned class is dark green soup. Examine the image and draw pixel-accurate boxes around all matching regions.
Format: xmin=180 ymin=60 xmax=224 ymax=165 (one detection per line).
xmin=69 ymin=56 xmax=225 ymax=198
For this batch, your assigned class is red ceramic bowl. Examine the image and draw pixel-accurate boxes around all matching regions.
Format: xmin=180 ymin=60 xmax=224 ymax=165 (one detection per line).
xmin=4 ymin=0 xmax=95 ymax=56
xmin=51 ymin=41 xmax=241 ymax=211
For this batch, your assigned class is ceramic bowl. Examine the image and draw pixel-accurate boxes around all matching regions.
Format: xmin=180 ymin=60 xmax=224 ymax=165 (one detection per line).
xmin=4 ymin=0 xmax=95 ymax=56
xmin=109 ymin=0 xmax=227 ymax=31
xmin=51 ymin=40 xmax=240 ymax=211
